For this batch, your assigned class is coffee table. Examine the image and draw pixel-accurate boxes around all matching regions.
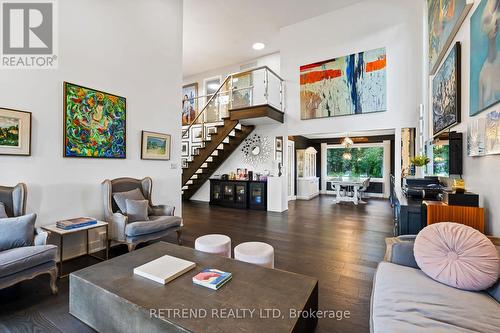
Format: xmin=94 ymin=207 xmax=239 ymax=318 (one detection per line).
xmin=69 ymin=242 xmax=318 ymax=333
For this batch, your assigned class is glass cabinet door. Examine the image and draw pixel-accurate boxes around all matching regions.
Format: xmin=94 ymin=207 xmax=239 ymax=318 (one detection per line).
xmin=235 ymin=185 xmax=246 ymax=203
xmin=212 ymin=183 xmax=221 ymax=200
xmin=223 ymin=184 xmax=234 ymax=201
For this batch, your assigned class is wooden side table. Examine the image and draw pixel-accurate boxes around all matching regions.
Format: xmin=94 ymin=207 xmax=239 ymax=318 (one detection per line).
xmin=41 ymin=221 xmax=109 ymax=278
xmin=423 ymin=201 xmax=485 ymax=233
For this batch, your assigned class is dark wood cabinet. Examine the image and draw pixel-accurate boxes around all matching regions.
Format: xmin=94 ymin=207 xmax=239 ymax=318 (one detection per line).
xmin=210 ymin=179 xmax=267 ymax=210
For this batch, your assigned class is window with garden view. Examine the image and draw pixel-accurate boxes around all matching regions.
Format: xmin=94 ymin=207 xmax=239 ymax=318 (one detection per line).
xmin=326 ymin=147 xmax=384 ymax=178
xmin=433 ymin=144 xmax=449 ymax=176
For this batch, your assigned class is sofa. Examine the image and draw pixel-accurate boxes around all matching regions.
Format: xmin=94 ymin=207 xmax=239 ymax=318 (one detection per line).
xmin=371 ymin=235 xmax=500 ymax=333
xmin=102 ymin=177 xmax=183 ymax=252
xmin=0 ymin=183 xmax=58 ymax=293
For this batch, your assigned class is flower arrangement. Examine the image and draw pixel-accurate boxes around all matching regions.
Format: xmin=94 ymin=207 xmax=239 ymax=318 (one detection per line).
xmin=410 ymin=155 xmax=430 ymax=167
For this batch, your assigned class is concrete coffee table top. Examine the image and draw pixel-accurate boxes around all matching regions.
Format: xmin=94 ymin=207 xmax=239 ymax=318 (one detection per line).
xmin=69 ymin=241 xmax=318 ymax=333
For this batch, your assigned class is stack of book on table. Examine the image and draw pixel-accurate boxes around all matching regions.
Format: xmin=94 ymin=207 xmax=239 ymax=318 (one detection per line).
xmin=134 ymin=255 xmax=196 ymax=284
xmin=192 ymin=269 xmax=232 ymax=290
xmin=56 ymin=217 xmax=97 ymax=230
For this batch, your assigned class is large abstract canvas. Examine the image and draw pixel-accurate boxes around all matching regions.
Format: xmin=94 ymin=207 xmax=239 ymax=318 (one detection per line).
xmin=428 ymin=0 xmax=472 ymax=75
xmin=432 ymin=43 xmax=461 ymax=136
xmin=470 ymin=0 xmax=500 ymax=116
xmin=64 ymin=82 xmax=126 ymax=158
xmin=300 ymin=47 xmax=387 ymax=120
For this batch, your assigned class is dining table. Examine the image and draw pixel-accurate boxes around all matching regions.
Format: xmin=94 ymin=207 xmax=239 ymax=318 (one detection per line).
xmin=328 ymin=177 xmax=367 ymax=205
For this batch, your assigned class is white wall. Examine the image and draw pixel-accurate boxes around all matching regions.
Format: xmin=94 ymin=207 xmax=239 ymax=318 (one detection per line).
xmin=426 ymin=1 xmax=500 ymax=235
xmin=0 ymin=0 xmax=183 ymax=258
xmin=280 ymin=0 xmax=425 ymax=186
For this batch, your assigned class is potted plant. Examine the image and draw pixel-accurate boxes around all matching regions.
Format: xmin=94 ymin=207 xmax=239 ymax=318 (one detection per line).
xmin=410 ymin=155 xmax=430 ymax=178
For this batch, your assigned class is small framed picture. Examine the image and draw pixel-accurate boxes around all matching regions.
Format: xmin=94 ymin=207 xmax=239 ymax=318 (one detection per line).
xmin=191 ymin=126 xmax=203 ymax=143
xmin=191 ymin=144 xmax=202 ymax=156
xmin=181 ymin=141 xmax=190 ymax=157
xmin=182 ymin=126 xmax=190 ymax=139
xmin=181 ymin=158 xmax=188 ymax=168
xmin=141 ymin=131 xmax=171 ymax=160
xmin=0 ymin=108 xmax=31 ymax=156
xmin=276 ymin=151 xmax=283 ymax=163
xmin=275 ymin=136 xmax=283 ymax=152
xmin=205 ymin=126 xmax=217 ymax=140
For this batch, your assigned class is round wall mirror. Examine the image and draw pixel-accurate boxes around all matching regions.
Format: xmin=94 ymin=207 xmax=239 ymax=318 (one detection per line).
xmin=251 ymin=145 xmax=261 ymax=155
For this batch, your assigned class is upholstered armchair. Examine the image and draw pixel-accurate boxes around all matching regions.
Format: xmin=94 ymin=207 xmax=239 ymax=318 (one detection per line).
xmin=0 ymin=183 xmax=58 ymax=293
xmin=102 ymin=177 xmax=182 ymax=252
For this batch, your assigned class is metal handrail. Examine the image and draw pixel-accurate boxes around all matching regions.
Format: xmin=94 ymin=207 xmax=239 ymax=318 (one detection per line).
xmin=181 ymin=66 xmax=283 ymax=139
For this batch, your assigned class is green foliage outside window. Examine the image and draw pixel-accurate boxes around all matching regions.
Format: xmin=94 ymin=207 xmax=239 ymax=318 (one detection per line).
xmin=327 ymin=147 xmax=384 ymax=178
xmin=433 ymin=145 xmax=449 ymax=176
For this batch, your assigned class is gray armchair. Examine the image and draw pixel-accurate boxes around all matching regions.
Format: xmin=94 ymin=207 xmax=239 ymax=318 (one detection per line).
xmin=0 ymin=183 xmax=58 ymax=293
xmin=102 ymin=177 xmax=182 ymax=252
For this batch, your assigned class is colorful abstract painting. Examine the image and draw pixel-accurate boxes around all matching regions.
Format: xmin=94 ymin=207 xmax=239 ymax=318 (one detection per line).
xmin=300 ymin=47 xmax=387 ymax=120
xmin=64 ymin=82 xmax=126 ymax=158
xmin=432 ymin=42 xmax=461 ymax=136
xmin=470 ymin=0 xmax=500 ymax=116
xmin=428 ymin=0 xmax=471 ymax=74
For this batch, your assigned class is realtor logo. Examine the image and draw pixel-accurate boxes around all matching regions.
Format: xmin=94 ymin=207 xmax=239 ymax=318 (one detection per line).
xmin=1 ymin=0 xmax=57 ymax=68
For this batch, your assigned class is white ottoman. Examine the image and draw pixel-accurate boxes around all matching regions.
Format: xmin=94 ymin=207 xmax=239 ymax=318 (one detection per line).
xmin=234 ymin=242 xmax=274 ymax=268
xmin=195 ymin=234 xmax=231 ymax=258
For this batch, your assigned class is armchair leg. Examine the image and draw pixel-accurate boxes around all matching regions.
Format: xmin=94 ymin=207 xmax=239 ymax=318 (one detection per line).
xmin=176 ymin=229 xmax=182 ymax=245
xmin=127 ymin=243 xmax=137 ymax=252
xmin=49 ymin=267 xmax=58 ymax=294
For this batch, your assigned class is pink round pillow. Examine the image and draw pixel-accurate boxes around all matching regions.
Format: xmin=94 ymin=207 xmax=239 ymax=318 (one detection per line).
xmin=414 ymin=222 xmax=499 ymax=291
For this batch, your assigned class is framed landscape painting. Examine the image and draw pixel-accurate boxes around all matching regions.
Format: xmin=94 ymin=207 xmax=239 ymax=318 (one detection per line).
xmin=300 ymin=47 xmax=387 ymax=120
xmin=470 ymin=0 xmax=500 ymax=116
xmin=428 ymin=0 xmax=472 ymax=75
xmin=432 ymin=43 xmax=461 ymax=136
xmin=0 ymin=108 xmax=31 ymax=156
xmin=141 ymin=131 xmax=171 ymax=160
xmin=64 ymin=82 xmax=126 ymax=158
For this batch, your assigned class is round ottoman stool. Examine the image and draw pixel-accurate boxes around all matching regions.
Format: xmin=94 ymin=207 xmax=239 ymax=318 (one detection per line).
xmin=234 ymin=242 xmax=274 ymax=268
xmin=195 ymin=234 xmax=231 ymax=258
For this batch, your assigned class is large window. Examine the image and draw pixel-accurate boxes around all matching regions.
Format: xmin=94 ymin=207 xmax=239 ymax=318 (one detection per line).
xmin=326 ymin=146 xmax=384 ymax=178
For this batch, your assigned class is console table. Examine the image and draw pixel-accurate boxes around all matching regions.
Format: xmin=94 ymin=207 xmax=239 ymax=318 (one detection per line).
xmin=210 ymin=179 xmax=267 ymax=210
xmin=423 ymin=201 xmax=485 ymax=233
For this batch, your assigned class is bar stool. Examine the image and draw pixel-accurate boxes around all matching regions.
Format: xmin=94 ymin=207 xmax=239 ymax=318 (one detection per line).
xmin=195 ymin=234 xmax=231 ymax=258
xmin=234 ymin=242 xmax=274 ymax=268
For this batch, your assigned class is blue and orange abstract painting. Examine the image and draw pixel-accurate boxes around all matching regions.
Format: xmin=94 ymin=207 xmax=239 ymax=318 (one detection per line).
xmin=64 ymin=82 xmax=126 ymax=158
xmin=300 ymin=47 xmax=387 ymax=120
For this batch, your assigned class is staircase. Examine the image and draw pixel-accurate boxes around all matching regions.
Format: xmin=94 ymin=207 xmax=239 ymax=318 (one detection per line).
xmin=182 ymin=118 xmax=254 ymax=199
xmin=181 ymin=66 xmax=284 ymax=200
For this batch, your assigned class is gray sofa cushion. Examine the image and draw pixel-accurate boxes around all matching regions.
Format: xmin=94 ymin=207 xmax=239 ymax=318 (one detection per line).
xmin=0 ymin=245 xmax=57 ymax=278
xmin=0 ymin=202 xmax=7 ymax=218
xmin=488 ymin=280 xmax=500 ymax=303
xmin=113 ymin=189 xmax=145 ymax=214
xmin=125 ymin=216 xmax=181 ymax=237
xmin=371 ymin=262 xmax=500 ymax=333
xmin=0 ymin=213 xmax=36 ymax=251
xmin=390 ymin=242 xmax=418 ymax=268
xmin=126 ymin=199 xmax=149 ymax=222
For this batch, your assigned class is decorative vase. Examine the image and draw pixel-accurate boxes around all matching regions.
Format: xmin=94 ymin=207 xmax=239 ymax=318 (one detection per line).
xmin=415 ymin=166 xmax=424 ymax=178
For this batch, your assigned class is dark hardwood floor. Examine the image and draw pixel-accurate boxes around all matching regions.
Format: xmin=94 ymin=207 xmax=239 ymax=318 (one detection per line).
xmin=0 ymin=196 xmax=393 ymax=333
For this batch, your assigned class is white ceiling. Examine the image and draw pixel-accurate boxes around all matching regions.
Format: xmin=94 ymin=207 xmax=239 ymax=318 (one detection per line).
xmin=183 ymin=0 xmax=365 ymax=77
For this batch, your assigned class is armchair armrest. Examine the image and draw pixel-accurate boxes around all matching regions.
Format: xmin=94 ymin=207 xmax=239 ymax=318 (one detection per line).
xmin=109 ymin=212 xmax=129 ymax=242
xmin=384 ymin=236 xmax=419 ymax=269
xmin=150 ymin=205 xmax=175 ymax=216
xmin=34 ymin=228 xmax=48 ymax=246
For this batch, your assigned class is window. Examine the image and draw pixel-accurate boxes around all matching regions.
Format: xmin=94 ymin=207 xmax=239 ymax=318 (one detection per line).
xmin=326 ymin=146 xmax=384 ymax=178
xmin=432 ymin=144 xmax=449 ymax=176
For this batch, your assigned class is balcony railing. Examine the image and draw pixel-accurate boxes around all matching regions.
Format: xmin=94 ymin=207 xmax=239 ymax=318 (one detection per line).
xmin=181 ymin=66 xmax=284 ymax=141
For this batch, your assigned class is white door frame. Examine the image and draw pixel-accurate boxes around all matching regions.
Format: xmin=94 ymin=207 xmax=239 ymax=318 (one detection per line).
xmin=287 ymin=140 xmax=296 ymax=201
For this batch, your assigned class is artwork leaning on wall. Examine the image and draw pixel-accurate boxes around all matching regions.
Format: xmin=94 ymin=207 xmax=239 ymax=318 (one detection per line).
xmin=299 ymin=47 xmax=387 ymax=120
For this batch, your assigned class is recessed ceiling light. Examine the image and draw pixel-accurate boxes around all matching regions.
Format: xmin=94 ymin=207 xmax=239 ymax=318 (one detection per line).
xmin=252 ymin=42 xmax=265 ymax=50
